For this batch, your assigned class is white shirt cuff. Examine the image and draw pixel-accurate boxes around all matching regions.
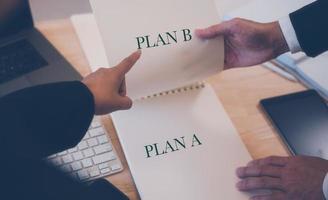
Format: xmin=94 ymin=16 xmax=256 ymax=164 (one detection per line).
xmin=278 ymin=16 xmax=302 ymax=53
xmin=323 ymin=173 xmax=328 ymax=199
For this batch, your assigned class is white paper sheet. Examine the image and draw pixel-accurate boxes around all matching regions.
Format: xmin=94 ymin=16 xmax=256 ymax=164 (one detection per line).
xmin=111 ymin=84 xmax=252 ymax=200
xmin=90 ymin=0 xmax=224 ymax=99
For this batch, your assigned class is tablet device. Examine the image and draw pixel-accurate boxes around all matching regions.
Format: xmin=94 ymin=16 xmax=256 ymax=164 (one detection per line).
xmin=260 ymin=90 xmax=328 ymax=158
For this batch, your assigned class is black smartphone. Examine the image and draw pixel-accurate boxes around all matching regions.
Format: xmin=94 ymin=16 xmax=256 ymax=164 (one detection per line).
xmin=260 ymin=90 xmax=328 ymax=158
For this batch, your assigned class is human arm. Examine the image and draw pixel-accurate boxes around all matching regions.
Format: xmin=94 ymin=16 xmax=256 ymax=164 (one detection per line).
xmin=0 ymin=50 xmax=140 ymax=200
xmin=288 ymin=0 xmax=328 ymax=57
xmin=195 ymin=1 xmax=328 ymax=68
xmin=0 ymin=81 xmax=95 ymax=158
xmin=196 ymin=1 xmax=328 ymax=199
xmin=0 ymin=50 xmax=141 ymax=159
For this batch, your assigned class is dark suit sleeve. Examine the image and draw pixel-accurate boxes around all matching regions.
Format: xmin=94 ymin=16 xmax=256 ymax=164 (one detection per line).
xmin=0 ymin=81 xmax=95 ymax=158
xmin=0 ymin=82 xmax=130 ymax=200
xmin=289 ymin=0 xmax=328 ymax=57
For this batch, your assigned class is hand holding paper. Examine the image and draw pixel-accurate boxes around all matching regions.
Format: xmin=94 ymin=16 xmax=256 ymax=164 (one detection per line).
xmin=90 ymin=0 xmax=224 ymax=99
xmin=196 ymin=18 xmax=289 ymax=68
xmin=89 ymin=0 xmax=254 ymax=199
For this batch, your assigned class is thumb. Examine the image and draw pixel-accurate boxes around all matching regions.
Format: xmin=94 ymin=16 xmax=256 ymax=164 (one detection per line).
xmin=195 ymin=22 xmax=230 ymax=39
xmin=116 ymin=95 xmax=133 ymax=110
xmin=114 ymin=50 xmax=141 ymax=76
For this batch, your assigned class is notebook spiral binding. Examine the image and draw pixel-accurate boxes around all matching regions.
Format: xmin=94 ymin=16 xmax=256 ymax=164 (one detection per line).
xmin=137 ymin=82 xmax=206 ymax=101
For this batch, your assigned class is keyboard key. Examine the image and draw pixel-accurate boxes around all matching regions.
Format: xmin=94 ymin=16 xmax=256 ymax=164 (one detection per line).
xmin=89 ymin=169 xmax=100 ymax=177
xmin=91 ymin=120 xmax=102 ymax=128
xmin=83 ymin=149 xmax=94 ymax=157
xmin=100 ymin=168 xmax=111 ymax=174
xmin=48 ymin=154 xmax=56 ymax=159
xmin=93 ymin=143 xmax=112 ymax=154
xmin=87 ymin=138 xmax=98 ymax=147
xmin=111 ymin=164 xmax=121 ymax=171
xmin=51 ymin=157 xmax=62 ymax=166
xmin=73 ymin=152 xmax=83 ymax=161
xmin=93 ymin=152 xmax=116 ymax=165
xmin=71 ymin=162 xmax=83 ymax=171
xmin=82 ymin=158 xmax=93 ymax=168
xmin=97 ymin=135 xmax=108 ymax=144
xmin=57 ymin=151 xmax=67 ymax=156
xmin=98 ymin=162 xmax=109 ymax=170
xmin=89 ymin=127 xmax=104 ymax=137
xmin=77 ymin=170 xmax=89 ymax=180
xmin=71 ymin=172 xmax=78 ymax=180
xmin=68 ymin=147 xmax=78 ymax=153
xmin=78 ymin=141 xmax=88 ymax=150
xmin=83 ymin=132 xmax=90 ymax=139
xmin=62 ymin=154 xmax=73 ymax=164
xmin=60 ymin=165 xmax=72 ymax=172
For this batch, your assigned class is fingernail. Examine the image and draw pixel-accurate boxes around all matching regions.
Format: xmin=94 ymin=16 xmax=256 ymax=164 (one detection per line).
xmin=131 ymin=49 xmax=141 ymax=57
xmin=135 ymin=49 xmax=142 ymax=55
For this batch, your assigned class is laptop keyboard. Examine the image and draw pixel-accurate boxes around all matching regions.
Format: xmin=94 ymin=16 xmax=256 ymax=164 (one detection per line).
xmin=0 ymin=40 xmax=48 ymax=84
xmin=47 ymin=117 xmax=123 ymax=182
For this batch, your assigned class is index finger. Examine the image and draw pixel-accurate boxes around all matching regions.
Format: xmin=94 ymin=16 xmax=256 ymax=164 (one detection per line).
xmin=115 ymin=50 xmax=142 ymax=75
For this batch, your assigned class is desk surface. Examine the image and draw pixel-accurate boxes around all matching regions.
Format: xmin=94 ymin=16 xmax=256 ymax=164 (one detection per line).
xmin=37 ymin=19 xmax=306 ymax=200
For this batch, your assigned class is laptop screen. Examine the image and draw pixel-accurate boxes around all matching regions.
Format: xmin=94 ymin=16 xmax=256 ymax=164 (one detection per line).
xmin=0 ymin=0 xmax=34 ymax=38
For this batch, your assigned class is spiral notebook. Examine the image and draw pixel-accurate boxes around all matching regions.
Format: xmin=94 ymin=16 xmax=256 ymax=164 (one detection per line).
xmin=85 ymin=0 xmax=254 ymax=199
xmin=111 ymin=83 xmax=252 ymax=200
xmin=89 ymin=0 xmax=224 ymax=100
xmin=72 ymin=12 xmax=254 ymax=200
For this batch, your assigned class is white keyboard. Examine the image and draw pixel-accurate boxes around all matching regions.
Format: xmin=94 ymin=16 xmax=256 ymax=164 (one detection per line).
xmin=47 ymin=117 xmax=123 ymax=181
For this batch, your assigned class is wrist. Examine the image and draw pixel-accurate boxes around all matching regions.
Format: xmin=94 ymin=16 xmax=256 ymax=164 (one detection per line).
xmin=268 ymin=21 xmax=289 ymax=57
xmin=81 ymin=80 xmax=96 ymax=115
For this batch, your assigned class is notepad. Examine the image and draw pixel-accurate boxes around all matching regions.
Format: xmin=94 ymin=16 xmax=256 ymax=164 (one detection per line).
xmin=90 ymin=0 xmax=224 ymax=99
xmin=111 ymin=84 xmax=252 ymax=200
xmin=89 ymin=0 xmax=253 ymax=199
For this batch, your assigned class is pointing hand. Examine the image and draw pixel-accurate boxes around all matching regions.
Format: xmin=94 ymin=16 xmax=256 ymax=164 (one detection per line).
xmin=82 ymin=50 xmax=141 ymax=115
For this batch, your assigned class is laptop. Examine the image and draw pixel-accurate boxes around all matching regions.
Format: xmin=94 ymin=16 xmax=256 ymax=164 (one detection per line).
xmin=0 ymin=0 xmax=82 ymax=97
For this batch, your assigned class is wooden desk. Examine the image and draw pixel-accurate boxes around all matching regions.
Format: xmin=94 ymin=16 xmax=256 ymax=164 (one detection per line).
xmin=37 ymin=19 xmax=306 ymax=200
